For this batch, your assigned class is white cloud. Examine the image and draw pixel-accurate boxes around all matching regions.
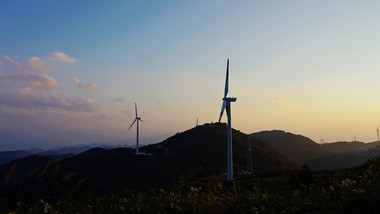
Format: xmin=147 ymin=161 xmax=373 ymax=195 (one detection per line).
xmin=3 ymin=55 xmax=23 ymax=68
xmin=26 ymin=57 xmax=60 ymax=73
xmin=46 ymin=52 xmax=76 ymax=63
xmin=71 ymin=76 xmax=99 ymax=92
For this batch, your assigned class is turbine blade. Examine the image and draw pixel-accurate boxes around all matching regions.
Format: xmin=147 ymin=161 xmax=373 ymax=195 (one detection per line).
xmin=218 ymin=100 xmax=226 ymax=122
xmin=139 ymin=118 xmax=145 ymax=122
xmin=224 ymin=59 xmax=229 ymax=98
xmin=128 ymin=119 xmax=137 ymax=130
xmin=135 ymin=102 xmax=138 ymax=117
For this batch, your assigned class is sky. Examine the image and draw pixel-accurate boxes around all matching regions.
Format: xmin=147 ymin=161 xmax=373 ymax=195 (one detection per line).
xmin=1 ymin=0 xmax=380 ymax=150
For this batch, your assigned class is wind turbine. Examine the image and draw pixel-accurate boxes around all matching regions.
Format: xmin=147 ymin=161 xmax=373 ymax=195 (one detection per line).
xmin=218 ymin=59 xmax=237 ymax=181
xmin=377 ymin=126 xmax=379 ymax=142
xmin=129 ymin=103 xmax=144 ymax=154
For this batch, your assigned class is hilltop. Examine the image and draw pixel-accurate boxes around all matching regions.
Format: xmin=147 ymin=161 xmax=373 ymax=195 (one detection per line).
xmin=2 ymin=125 xmax=380 ymax=212
xmin=251 ymin=130 xmax=380 ymax=170
xmin=0 ymin=123 xmax=291 ymax=209
xmin=251 ymin=130 xmax=332 ymax=163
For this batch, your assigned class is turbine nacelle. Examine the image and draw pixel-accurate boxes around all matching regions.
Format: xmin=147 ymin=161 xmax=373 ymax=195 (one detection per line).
xmin=223 ymin=97 xmax=237 ymax=102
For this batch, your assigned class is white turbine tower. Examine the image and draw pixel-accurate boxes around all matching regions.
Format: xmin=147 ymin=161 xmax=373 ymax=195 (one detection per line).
xmin=129 ymin=103 xmax=144 ymax=154
xmin=218 ymin=59 xmax=237 ymax=181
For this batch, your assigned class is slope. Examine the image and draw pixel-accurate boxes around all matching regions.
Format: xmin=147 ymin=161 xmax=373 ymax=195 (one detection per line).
xmin=321 ymin=141 xmax=367 ymax=154
xmin=0 ymin=123 xmax=291 ymax=203
xmin=251 ymin=130 xmax=333 ymax=164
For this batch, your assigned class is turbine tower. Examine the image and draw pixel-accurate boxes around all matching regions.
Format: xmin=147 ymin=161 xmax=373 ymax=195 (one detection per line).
xmin=129 ymin=103 xmax=144 ymax=154
xmin=218 ymin=59 xmax=237 ymax=181
xmin=377 ymin=126 xmax=379 ymax=142
xmin=247 ymin=142 xmax=253 ymax=174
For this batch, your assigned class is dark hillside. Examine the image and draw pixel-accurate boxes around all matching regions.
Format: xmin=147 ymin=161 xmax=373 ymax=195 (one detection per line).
xmin=251 ymin=130 xmax=333 ymax=164
xmin=143 ymin=123 xmax=291 ymax=173
xmin=0 ymin=123 xmax=292 ymax=208
xmin=0 ymin=150 xmax=34 ymax=165
xmin=321 ymin=141 xmax=367 ymax=154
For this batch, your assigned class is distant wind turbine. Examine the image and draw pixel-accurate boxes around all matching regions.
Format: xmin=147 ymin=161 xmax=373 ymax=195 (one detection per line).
xmin=218 ymin=59 xmax=237 ymax=181
xmin=128 ymin=103 xmax=144 ymax=154
xmin=196 ymin=117 xmax=199 ymax=127
xmin=377 ymin=126 xmax=379 ymax=142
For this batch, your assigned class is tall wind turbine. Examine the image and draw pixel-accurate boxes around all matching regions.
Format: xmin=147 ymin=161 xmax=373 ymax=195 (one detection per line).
xmin=377 ymin=126 xmax=379 ymax=142
xmin=129 ymin=103 xmax=144 ymax=154
xmin=218 ymin=59 xmax=237 ymax=181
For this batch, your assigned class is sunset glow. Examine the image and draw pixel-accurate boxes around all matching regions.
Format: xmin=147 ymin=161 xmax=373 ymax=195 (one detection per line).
xmin=1 ymin=1 xmax=380 ymax=150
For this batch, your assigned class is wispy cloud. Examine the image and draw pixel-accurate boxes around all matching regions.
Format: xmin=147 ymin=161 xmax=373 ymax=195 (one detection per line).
xmin=18 ymin=87 xmax=32 ymax=95
xmin=94 ymin=113 xmax=126 ymax=120
xmin=46 ymin=52 xmax=76 ymax=63
xmin=1 ymin=72 xmax=59 ymax=90
xmin=26 ymin=57 xmax=60 ymax=73
xmin=0 ymin=92 xmax=98 ymax=112
xmin=3 ymin=55 xmax=23 ymax=69
xmin=114 ymin=97 xmax=125 ymax=104
xmin=71 ymin=76 xmax=99 ymax=92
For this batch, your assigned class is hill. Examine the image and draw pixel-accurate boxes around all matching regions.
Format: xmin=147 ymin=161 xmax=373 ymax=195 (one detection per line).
xmin=0 ymin=150 xmax=34 ymax=165
xmin=0 ymin=123 xmax=291 ymax=208
xmin=251 ymin=130 xmax=332 ymax=164
xmin=251 ymin=130 xmax=380 ymax=170
xmin=321 ymin=141 xmax=367 ymax=153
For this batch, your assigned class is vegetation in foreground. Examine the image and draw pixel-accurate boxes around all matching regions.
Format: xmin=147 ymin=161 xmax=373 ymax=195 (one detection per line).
xmin=2 ymin=157 xmax=380 ymax=214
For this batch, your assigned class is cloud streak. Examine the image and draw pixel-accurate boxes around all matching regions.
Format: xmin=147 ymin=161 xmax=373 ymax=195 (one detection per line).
xmin=3 ymin=56 xmax=23 ymax=68
xmin=46 ymin=52 xmax=76 ymax=63
xmin=1 ymin=72 xmax=59 ymax=90
xmin=71 ymin=76 xmax=99 ymax=92
xmin=114 ymin=97 xmax=125 ymax=104
xmin=0 ymin=92 xmax=98 ymax=112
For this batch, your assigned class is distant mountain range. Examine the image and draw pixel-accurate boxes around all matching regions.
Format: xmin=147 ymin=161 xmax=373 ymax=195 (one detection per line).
xmin=0 ymin=144 xmax=123 ymax=165
xmin=251 ymin=130 xmax=331 ymax=163
xmin=2 ymin=124 xmax=380 ymax=207
xmin=0 ymin=123 xmax=291 ymax=200
xmin=251 ymin=130 xmax=380 ymax=170
xmin=2 ymin=125 xmax=380 ymax=212
xmin=3 ymin=128 xmax=380 ymax=170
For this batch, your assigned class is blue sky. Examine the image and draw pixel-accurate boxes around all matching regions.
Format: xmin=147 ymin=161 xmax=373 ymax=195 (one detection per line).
xmin=1 ymin=1 xmax=380 ymax=150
